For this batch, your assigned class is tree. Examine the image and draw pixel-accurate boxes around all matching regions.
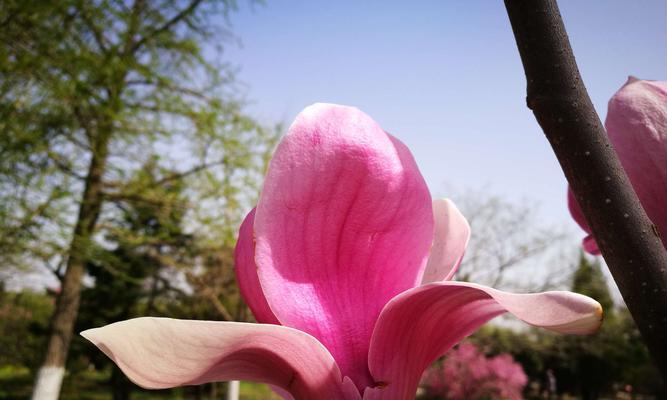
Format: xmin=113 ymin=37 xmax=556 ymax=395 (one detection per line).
xmin=560 ymin=254 xmax=616 ymax=400
xmin=73 ymin=163 xmax=192 ymax=400
xmin=451 ymin=190 xmax=569 ymax=290
xmin=0 ymin=1 xmax=276 ymax=398
xmin=571 ymin=253 xmax=613 ymax=316
xmin=0 ymin=287 xmax=54 ymax=371
xmin=421 ymin=342 xmax=528 ymax=400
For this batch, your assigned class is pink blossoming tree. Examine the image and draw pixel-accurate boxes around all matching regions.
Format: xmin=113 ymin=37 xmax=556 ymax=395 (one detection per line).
xmin=422 ymin=343 xmax=528 ymax=400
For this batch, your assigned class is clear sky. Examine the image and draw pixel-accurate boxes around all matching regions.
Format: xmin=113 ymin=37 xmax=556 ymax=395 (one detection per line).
xmin=223 ymin=0 xmax=666 ymax=228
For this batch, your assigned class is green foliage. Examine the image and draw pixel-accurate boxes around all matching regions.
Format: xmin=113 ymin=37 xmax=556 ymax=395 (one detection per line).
xmin=571 ymin=252 xmax=614 ymax=316
xmin=1 ymin=1 xmax=276 ymax=398
xmin=0 ymin=0 xmax=277 ymax=306
xmin=549 ymin=255 xmax=663 ymax=399
xmin=80 ymin=162 xmax=193 ymax=322
xmin=0 ymin=0 xmax=277 ymax=273
xmin=0 ymin=286 xmax=53 ymax=370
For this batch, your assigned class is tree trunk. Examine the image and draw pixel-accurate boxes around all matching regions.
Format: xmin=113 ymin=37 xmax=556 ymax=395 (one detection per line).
xmin=503 ymin=0 xmax=667 ymax=379
xmin=31 ymin=136 xmax=110 ymax=400
xmin=111 ymin=365 xmax=131 ymax=400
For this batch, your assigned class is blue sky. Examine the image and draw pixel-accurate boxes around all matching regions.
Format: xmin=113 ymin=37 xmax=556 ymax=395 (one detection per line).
xmin=223 ymin=0 xmax=666 ymax=229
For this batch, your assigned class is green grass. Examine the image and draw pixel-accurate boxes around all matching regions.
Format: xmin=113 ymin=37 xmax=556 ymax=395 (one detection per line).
xmin=0 ymin=367 xmax=283 ymax=400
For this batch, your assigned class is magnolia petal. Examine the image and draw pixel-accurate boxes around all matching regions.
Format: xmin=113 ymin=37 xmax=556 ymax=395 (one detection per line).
xmin=606 ymin=77 xmax=667 ymax=248
xmin=582 ymin=234 xmax=601 ymax=256
xmin=421 ymin=198 xmax=471 ymax=283
xmin=254 ymin=103 xmax=434 ymax=389
xmin=271 ymin=385 xmax=295 ymax=400
xmin=234 ymin=208 xmax=280 ymax=324
xmin=568 ymin=77 xmax=667 ymax=253
xmin=365 ymin=282 xmax=602 ymax=400
xmin=81 ymin=318 xmax=360 ymax=400
xmin=567 ymin=189 xmax=601 ymax=256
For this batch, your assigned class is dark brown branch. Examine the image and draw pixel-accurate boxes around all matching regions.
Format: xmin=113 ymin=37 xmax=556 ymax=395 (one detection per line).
xmin=103 ymin=192 xmax=175 ymax=208
xmin=153 ymin=158 xmax=226 ymax=186
xmin=44 ymin=258 xmax=66 ymax=282
xmin=102 ymin=158 xmax=227 ymax=202
xmin=47 ymin=150 xmax=86 ymax=180
xmin=504 ymin=0 xmax=667 ymax=378
xmin=126 ymin=79 xmax=212 ymax=101
xmin=2 ymin=193 xmax=58 ymax=247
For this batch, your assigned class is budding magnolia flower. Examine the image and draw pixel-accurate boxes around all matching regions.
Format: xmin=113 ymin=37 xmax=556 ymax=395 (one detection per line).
xmin=569 ymin=77 xmax=667 ymax=255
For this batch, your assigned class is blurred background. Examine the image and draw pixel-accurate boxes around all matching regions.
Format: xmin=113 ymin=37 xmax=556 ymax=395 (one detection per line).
xmin=1 ymin=1 xmax=665 ymax=399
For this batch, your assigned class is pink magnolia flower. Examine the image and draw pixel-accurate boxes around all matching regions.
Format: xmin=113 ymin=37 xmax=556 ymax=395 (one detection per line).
xmin=569 ymin=77 xmax=667 ymax=255
xmin=82 ymin=104 xmax=602 ymax=400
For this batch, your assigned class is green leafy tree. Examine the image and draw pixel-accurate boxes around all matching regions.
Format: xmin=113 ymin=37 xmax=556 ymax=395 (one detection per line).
xmin=558 ymin=254 xmax=616 ymax=399
xmin=73 ymin=163 xmax=193 ymax=400
xmin=0 ymin=287 xmax=54 ymax=370
xmin=0 ymin=1 xmax=276 ymax=399
xmin=571 ymin=252 xmax=614 ymax=317
xmin=557 ymin=253 xmax=659 ymax=399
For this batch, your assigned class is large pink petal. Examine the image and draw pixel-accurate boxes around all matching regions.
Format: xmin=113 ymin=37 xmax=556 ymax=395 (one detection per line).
xmin=254 ymin=103 xmax=434 ymax=389
xmin=81 ymin=318 xmax=360 ymax=400
xmin=421 ymin=198 xmax=471 ymax=283
xmin=234 ymin=208 xmax=280 ymax=324
xmin=568 ymin=77 xmax=667 ymax=253
xmin=365 ymin=282 xmax=602 ymax=399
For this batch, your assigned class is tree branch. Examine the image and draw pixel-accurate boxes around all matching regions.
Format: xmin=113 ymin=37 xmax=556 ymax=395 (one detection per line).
xmin=47 ymin=150 xmax=87 ymax=180
xmin=102 ymin=158 xmax=227 ymax=204
xmin=122 ymin=0 xmax=145 ymax=55
xmin=154 ymin=158 xmax=226 ymax=186
xmin=126 ymin=79 xmax=212 ymax=101
xmin=77 ymin=4 xmax=109 ymax=54
xmin=130 ymin=0 xmax=203 ymax=53
xmin=504 ymin=0 xmax=667 ymax=378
